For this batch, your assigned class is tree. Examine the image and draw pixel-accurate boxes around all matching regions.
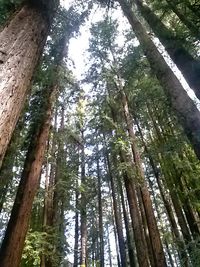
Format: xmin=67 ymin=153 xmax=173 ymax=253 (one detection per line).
xmin=0 ymin=0 xmax=59 ymax=167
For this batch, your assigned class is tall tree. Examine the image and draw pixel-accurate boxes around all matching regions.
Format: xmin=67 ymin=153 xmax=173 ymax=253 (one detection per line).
xmin=116 ymin=0 xmax=200 ymax=159
xmin=0 ymin=0 xmax=59 ymax=167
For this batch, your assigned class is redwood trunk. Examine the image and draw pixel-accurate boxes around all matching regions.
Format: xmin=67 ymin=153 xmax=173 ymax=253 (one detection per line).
xmin=0 ymin=84 xmax=57 ymax=267
xmin=0 ymin=1 xmax=57 ymax=167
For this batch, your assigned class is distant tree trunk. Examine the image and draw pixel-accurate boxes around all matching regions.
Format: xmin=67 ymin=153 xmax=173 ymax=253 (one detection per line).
xmin=133 ymin=0 xmax=200 ymax=100
xmin=120 ymin=89 xmax=166 ymax=267
xmin=104 ymin=145 xmax=127 ymax=267
xmin=96 ymin=147 xmax=104 ymax=267
xmin=74 ymin=180 xmax=79 ymax=267
xmin=121 ymin=156 xmax=149 ymax=267
xmin=0 ymin=1 xmax=58 ymax=167
xmin=136 ymin=187 xmax=155 ymax=267
xmin=80 ymin=130 xmax=87 ymax=267
xmin=107 ymin=107 xmax=149 ymax=267
xmin=117 ymin=174 xmax=136 ymax=267
xmin=106 ymin=224 xmax=113 ymax=267
xmin=0 ymin=82 xmax=58 ymax=267
xmin=117 ymin=0 xmax=200 ymax=160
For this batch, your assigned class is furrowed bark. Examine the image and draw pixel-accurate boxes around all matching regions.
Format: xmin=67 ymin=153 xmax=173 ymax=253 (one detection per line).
xmin=0 ymin=1 xmax=58 ymax=167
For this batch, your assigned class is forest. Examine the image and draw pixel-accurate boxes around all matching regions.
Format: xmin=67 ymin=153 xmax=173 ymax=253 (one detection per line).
xmin=0 ymin=0 xmax=200 ymax=266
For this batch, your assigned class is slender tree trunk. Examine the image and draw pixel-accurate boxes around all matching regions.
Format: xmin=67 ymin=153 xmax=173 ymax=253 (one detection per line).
xmin=117 ymin=0 xmax=200 ymax=159
xmin=106 ymin=224 xmax=113 ymax=267
xmin=117 ymin=174 xmax=136 ymax=267
xmin=133 ymin=0 xmax=200 ymax=100
xmin=120 ymin=89 xmax=166 ymax=267
xmin=105 ymin=146 xmax=127 ymax=267
xmin=0 ymin=82 xmax=58 ymax=267
xmin=96 ymin=148 xmax=104 ymax=267
xmin=121 ymin=161 xmax=149 ymax=267
xmin=106 ymin=107 xmax=149 ymax=267
xmin=74 ymin=181 xmax=79 ymax=267
xmin=0 ymin=1 xmax=57 ymax=167
xmin=80 ymin=130 xmax=87 ymax=267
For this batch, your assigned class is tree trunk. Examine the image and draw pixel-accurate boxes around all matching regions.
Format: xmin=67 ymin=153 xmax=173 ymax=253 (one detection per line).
xmin=80 ymin=130 xmax=87 ymax=267
xmin=96 ymin=148 xmax=104 ymax=267
xmin=117 ymin=0 xmax=200 ymax=160
xmin=0 ymin=1 xmax=57 ymax=167
xmin=106 ymin=224 xmax=113 ymax=267
xmin=117 ymin=173 xmax=136 ymax=267
xmin=74 ymin=182 xmax=79 ymax=267
xmin=0 ymin=83 xmax=57 ymax=267
xmin=133 ymin=0 xmax=200 ymax=100
xmin=121 ymin=160 xmax=149 ymax=267
xmin=120 ymin=89 xmax=166 ymax=267
xmin=104 ymin=146 xmax=127 ymax=267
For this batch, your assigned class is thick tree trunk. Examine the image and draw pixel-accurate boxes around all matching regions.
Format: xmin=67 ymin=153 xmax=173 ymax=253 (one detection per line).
xmin=0 ymin=1 xmax=57 ymax=167
xmin=117 ymin=0 xmax=200 ymax=159
xmin=133 ymin=0 xmax=200 ymax=100
xmin=0 ymin=83 xmax=57 ymax=267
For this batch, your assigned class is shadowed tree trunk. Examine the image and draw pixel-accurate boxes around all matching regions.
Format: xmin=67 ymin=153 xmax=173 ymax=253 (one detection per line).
xmin=0 ymin=0 xmax=58 ymax=167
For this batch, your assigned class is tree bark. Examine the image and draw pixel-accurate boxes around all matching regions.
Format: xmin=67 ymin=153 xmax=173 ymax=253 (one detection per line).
xmin=0 ymin=82 xmax=57 ymax=267
xmin=117 ymin=0 xmax=200 ymax=160
xmin=0 ymin=1 xmax=57 ymax=167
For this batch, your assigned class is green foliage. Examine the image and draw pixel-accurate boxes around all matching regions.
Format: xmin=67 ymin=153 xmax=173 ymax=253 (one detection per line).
xmin=22 ymin=230 xmax=58 ymax=266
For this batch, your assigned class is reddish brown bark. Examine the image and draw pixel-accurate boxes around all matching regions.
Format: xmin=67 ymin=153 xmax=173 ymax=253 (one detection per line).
xmin=0 ymin=1 xmax=57 ymax=167
xmin=0 ymin=84 xmax=57 ymax=267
